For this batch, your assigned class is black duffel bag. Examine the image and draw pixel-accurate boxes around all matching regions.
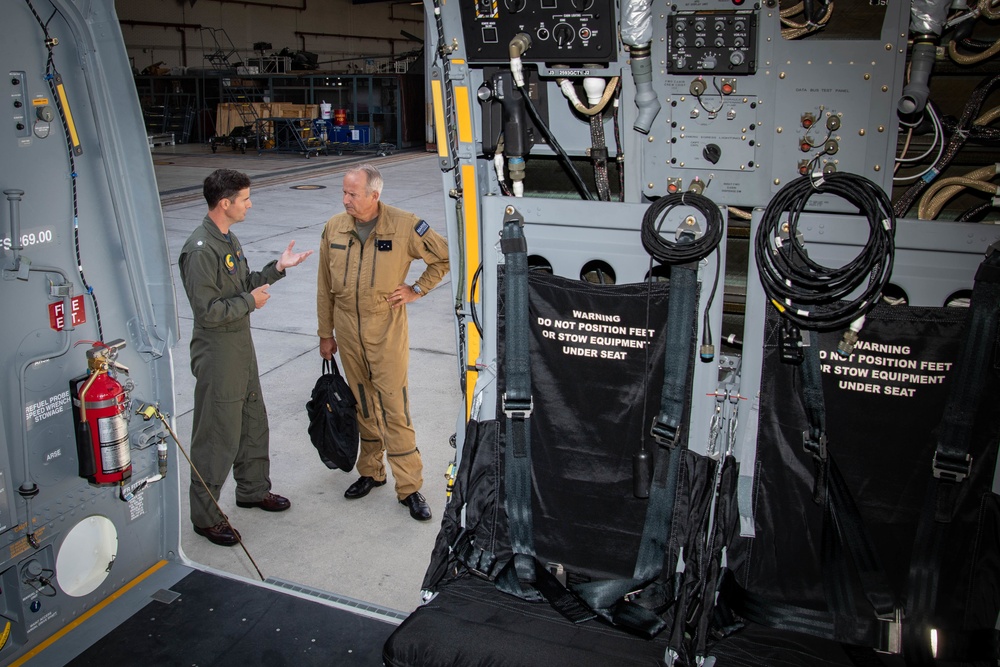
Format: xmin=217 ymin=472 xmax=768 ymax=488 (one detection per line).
xmin=305 ymin=359 xmax=359 ymax=472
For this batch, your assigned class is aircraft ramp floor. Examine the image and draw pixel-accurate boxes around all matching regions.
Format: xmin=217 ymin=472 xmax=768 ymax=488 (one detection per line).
xmin=67 ymin=568 xmax=399 ymax=666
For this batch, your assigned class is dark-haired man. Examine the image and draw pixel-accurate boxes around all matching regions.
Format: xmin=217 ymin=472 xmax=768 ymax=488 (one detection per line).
xmin=180 ymin=169 xmax=312 ymax=546
xmin=317 ymin=164 xmax=449 ymax=521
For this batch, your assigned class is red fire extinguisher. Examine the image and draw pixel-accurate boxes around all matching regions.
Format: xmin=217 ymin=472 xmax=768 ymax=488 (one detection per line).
xmin=73 ymin=339 xmax=132 ymax=485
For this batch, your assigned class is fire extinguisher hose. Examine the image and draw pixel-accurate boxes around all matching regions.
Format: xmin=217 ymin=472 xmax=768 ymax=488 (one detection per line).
xmin=137 ymin=403 xmax=265 ymax=581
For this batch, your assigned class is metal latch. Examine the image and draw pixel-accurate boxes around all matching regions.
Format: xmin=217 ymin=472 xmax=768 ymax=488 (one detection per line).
xmin=876 ymin=609 xmax=903 ymax=654
xmin=932 ymin=450 xmax=972 ymax=483
xmin=502 ymin=393 xmax=533 ymax=419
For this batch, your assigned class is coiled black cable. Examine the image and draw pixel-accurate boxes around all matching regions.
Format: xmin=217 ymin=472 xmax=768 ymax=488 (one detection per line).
xmin=641 ymin=191 xmax=725 ymax=360
xmin=755 ymin=172 xmax=895 ymax=331
xmin=641 ymin=191 xmax=724 ymax=265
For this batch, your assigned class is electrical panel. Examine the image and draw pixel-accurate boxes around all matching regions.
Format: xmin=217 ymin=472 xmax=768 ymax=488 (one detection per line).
xmin=667 ymin=11 xmax=758 ymax=75
xmin=10 ymin=71 xmax=32 ymax=144
xmin=458 ymin=0 xmax=618 ymax=64
xmin=638 ymin=0 xmax=907 ymax=205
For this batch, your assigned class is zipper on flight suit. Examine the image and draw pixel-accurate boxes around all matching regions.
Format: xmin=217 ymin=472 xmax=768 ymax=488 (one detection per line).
xmin=370 ymin=235 xmax=378 ymax=288
xmin=354 ymin=238 xmax=374 ymax=380
xmin=343 ymin=237 xmax=354 ymax=287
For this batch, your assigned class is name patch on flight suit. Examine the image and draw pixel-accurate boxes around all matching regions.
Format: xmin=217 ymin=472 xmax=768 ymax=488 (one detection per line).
xmin=224 ymin=253 xmax=237 ymax=274
xmin=377 ymin=239 xmax=392 ymax=251
xmin=415 ymin=220 xmax=430 ymax=237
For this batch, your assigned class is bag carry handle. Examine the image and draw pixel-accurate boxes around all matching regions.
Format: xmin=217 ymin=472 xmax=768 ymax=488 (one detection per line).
xmin=323 ymin=358 xmax=342 ymax=377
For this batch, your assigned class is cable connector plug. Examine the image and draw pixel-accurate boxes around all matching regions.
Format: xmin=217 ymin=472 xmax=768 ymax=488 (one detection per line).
xmin=700 ymin=309 xmax=715 ymax=362
xmin=557 ymin=78 xmax=582 ymax=107
xmin=508 ymin=33 xmax=531 ymax=88
xmin=837 ymin=316 xmax=865 ymax=357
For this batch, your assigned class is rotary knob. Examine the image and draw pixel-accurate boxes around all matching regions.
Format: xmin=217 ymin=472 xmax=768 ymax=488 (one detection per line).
xmin=553 ymin=23 xmax=575 ymax=46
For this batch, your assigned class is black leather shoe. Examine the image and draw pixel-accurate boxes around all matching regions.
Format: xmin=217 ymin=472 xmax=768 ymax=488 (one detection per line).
xmin=236 ymin=492 xmax=291 ymax=512
xmin=399 ymin=492 xmax=432 ymax=521
xmin=344 ymin=476 xmax=386 ymax=499
xmin=193 ymin=521 xmax=240 ymax=547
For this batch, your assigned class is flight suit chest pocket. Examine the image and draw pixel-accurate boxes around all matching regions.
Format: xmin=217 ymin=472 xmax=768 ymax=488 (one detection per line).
xmin=370 ymin=235 xmax=404 ymax=294
xmin=327 ymin=241 xmax=353 ymax=295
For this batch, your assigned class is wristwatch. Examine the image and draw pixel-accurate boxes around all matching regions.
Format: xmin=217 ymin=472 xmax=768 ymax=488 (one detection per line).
xmin=411 ymin=283 xmax=424 ymax=296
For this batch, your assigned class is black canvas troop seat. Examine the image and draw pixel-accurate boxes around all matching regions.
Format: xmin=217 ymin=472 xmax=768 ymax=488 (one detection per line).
xmin=707 ymin=239 xmax=1000 ymax=665
xmin=385 ymin=207 xmax=737 ymax=666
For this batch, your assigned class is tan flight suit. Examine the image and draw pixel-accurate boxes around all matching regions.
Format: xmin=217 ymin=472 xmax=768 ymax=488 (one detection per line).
xmin=179 ymin=216 xmax=284 ymax=528
xmin=317 ymin=202 xmax=449 ymax=499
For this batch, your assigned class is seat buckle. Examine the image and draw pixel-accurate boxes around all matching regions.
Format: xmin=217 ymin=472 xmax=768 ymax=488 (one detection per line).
xmin=875 ymin=609 xmax=903 ymax=654
xmin=802 ymin=431 xmax=827 ymax=460
xmin=502 ymin=393 xmax=533 ymax=419
xmin=650 ymin=419 xmax=678 ymax=447
xmin=932 ymin=450 xmax=972 ymax=483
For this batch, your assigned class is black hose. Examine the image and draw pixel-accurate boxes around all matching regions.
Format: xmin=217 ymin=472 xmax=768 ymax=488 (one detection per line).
xmin=939 ymin=114 xmax=1000 ymax=143
xmin=469 ymin=263 xmax=483 ymax=337
xmin=521 ymin=91 xmax=595 ymax=201
xmin=956 ymin=201 xmax=994 ymax=222
xmin=958 ymin=37 xmax=997 ymax=53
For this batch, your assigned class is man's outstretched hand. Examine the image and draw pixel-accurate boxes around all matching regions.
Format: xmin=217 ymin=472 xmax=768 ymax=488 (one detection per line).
xmin=276 ymin=241 xmax=314 ymax=272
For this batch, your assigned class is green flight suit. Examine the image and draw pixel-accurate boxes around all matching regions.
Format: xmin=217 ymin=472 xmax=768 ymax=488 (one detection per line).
xmin=179 ymin=216 xmax=285 ymax=529
xmin=317 ymin=203 xmax=449 ymax=499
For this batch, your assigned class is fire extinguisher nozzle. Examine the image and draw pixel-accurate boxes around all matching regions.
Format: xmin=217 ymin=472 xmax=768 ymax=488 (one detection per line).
xmin=136 ymin=403 xmax=158 ymax=421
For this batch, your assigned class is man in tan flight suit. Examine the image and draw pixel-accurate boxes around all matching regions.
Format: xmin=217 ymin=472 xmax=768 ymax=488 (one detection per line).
xmin=317 ymin=164 xmax=449 ymax=521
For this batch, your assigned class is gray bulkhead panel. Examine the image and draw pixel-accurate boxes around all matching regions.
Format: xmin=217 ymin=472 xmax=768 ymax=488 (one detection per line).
xmin=1 ymin=0 xmax=180 ymax=661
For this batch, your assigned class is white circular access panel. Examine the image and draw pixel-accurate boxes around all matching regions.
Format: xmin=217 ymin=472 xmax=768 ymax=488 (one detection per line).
xmin=56 ymin=515 xmax=118 ymax=597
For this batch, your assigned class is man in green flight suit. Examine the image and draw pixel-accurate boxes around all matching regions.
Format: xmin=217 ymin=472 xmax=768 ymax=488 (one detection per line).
xmin=179 ymin=169 xmax=313 ymax=546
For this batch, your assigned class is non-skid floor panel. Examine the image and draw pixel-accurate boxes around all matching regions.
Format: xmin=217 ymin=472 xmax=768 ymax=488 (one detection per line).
xmin=383 ymin=575 xmax=673 ymax=667
xmin=67 ymin=569 xmax=397 ymax=666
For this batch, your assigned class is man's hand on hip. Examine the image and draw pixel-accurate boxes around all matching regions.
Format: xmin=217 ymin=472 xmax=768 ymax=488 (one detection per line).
xmin=388 ymin=283 xmax=420 ymax=309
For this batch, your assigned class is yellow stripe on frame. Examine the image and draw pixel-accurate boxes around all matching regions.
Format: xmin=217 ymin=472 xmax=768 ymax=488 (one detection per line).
xmin=431 ymin=80 xmax=448 ymax=159
xmin=55 ymin=80 xmax=81 ymax=154
xmin=10 ymin=560 xmax=169 ymax=666
xmin=462 ymin=162 xmax=480 ymax=419
xmin=454 ymin=86 xmax=473 ymax=144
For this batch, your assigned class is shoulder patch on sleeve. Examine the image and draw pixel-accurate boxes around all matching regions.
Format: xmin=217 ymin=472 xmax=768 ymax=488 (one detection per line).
xmin=415 ymin=220 xmax=430 ymax=237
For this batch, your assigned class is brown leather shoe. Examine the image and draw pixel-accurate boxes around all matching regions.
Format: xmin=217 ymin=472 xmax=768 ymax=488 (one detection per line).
xmin=193 ymin=521 xmax=240 ymax=547
xmin=236 ymin=492 xmax=291 ymax=512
